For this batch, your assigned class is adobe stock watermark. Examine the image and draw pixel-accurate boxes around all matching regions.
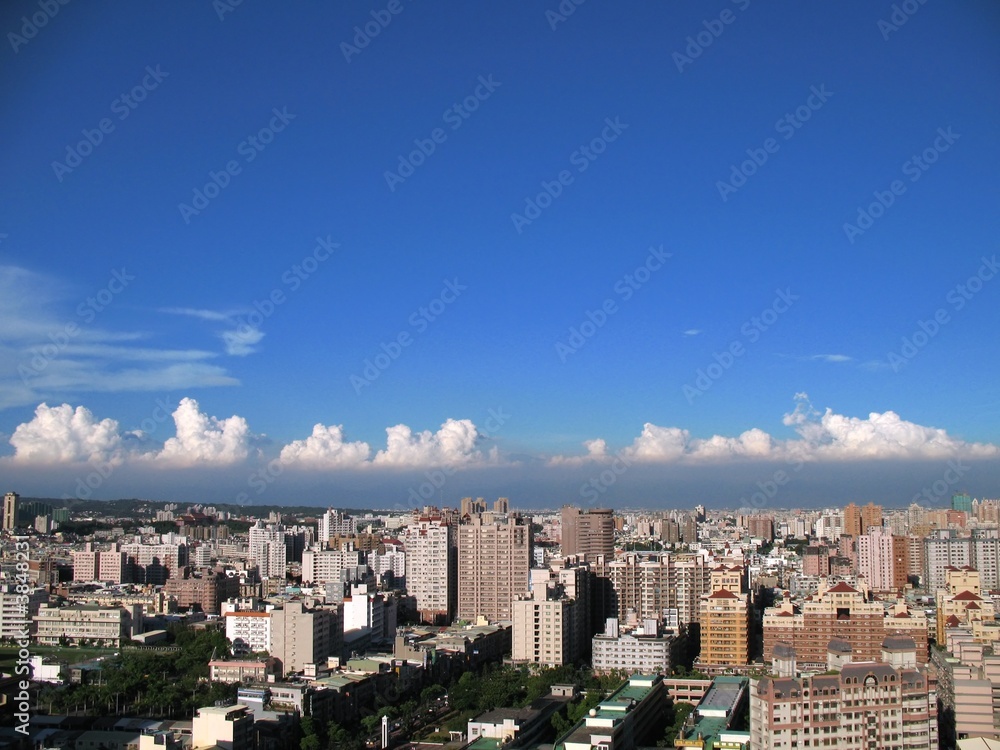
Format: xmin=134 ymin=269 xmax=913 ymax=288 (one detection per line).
xmin=682 ymin=288 xmax=798 ymax=403
xmin=673 ymin=0 xmax=751 ymax=73
xmin=580 ymin=450 xmax=633 ymax=505
xmin=8 ymin=0 xmax=71 ymax=54
xmin=741 ymin=457 xmax=804 ymax=509
xmin=228 ymin=235 xmax=339 ymax=345
xmin=384 ymin=75 xmax=501 ymax=192
xmin=51 ymin=65 xmax=168 ymax=182
xmin=177 ymin=107 xmax=295 ymax=223
xmin=510 ymin=116 xmax=628 ymax=233
xmin=546 ymin=0 xmax=587 ymax=31
xmin=399 ymin=407 xmax=510 ymax=510
xmin=341 ymin=0 xmax=413 ymax=63
xmin=350 ymin=278 xmax=467 ymax=394
xmin=235 ymin=456 xmax=287 ymax=506
xmin=843 ymin=126 xmax=959 ymax=243
xmin=878 ymin=0 xmax=929 ymax=41
xmin=555 ymin=244 xmax=672 ymax=362
xmin=18 ymin=267 xmax=135 ymax=384
xmin=910 ymin=459 xmax=970 ymax=506
xmin=716 ymin=84 xmax=833 ymax=201
xmin=12 ymin=538 xmax=31 ymax=736
xmin=885 ymin=254 xmax=997 ymax=371
xmin=214 ymin=0 xmax=247 ymax=21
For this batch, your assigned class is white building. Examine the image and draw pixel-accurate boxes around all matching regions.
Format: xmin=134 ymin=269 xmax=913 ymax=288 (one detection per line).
xmin=401 ymin=514 xmax=454 ymax=624
xmin=225 ymin=610 xmax=272 ymax=655
xmin=591 ymin=618 xmax=672 ymax=675
xmin=0 ymin=584 xmax=47 ymax=640
xmin=301 ymin=547 xmax=364 ymax=585
xmin=249 ymin=521 xmax=287 ymax=580
xmin=317 ymin=509 xmax=357 ymax=547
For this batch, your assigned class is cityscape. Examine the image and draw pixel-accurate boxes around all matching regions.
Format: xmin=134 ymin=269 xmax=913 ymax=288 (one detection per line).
xmin=3 ymin=493 xmax=1000 ymax=749
xmin=3 ymin=1 xmax=999 ymax=750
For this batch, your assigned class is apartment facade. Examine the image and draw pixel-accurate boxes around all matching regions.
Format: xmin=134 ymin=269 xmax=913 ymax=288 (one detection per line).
xmin=457 ymin=513 xmax=531 ymax=621
xmin=560 ymin=506 xmax=614 ymax=559
xmin=269 ymin=601 xmax=335 ymax=675
xmin=750 ymin=663 xmax=937 ymax=750
xmin=763 ymin=581 xmax=929 ymax=668
xmin=699 ymin=589 xmax=750 ymax=670
xmin=401 ymin=514 xmax=456 ymax=624
xmin=591 ymin=618 xmax=672 ymax=674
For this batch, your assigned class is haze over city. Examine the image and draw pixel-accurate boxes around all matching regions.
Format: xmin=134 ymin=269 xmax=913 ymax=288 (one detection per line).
xmin=1 ymin=2 xmax=998 ymax=507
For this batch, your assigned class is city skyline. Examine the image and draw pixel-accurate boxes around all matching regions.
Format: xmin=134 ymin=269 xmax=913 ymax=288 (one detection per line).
xmin=2 ymin=2 xmax=998 ymax=506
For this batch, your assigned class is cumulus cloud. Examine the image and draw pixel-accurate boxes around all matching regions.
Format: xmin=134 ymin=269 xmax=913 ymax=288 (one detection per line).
xmin=279 ymin=424 xmax=372 ymax=467
xmin=373 ymin=418 xmax=490 ymax=467
xmin=9 ymin=403 xmax=127 ymax=464
xmin=548 ymin=438 xmax=610 ymax=466
xmin=155 ymin=398 xmax=257 ymax=465
xmin=552 ymin=393 xmax=1000 ymax=465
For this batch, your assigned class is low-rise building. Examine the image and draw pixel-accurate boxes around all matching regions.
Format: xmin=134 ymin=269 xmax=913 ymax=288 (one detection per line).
xmin=33 ymin=603 xmax=141 ymax=646
xmin=553 ymin=674 xmax=666 ymax=750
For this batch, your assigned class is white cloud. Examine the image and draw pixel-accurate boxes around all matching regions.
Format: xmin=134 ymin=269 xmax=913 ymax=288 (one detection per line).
xmin=0 ymin=266 xmax=239 ymax=409
xmin=279 ymin=424 xmax=371 ymax=467
xmin=155 ymin=397 xmax=256 ymax=465
xmin=552 ymin=393 xmax=1000 ymax=465
xmin=221 ymin=327 xmax=264 ymax=356
xmin=158 ymin=307 xmax=237 ymax=322
xmin=683 ymin=329 xmax=703 ymax=337
xmin=8 ymin=403 xmax=127 ymax=464
xmin=373 ymin=418 xmax=487 ymax=467
xmin=809 ymin=354 xmax=853 ymax=363
xmin=547 ymin=437 xmax=609 ymax=466
xmin=160 ymin=307 xmax=264 ymax=357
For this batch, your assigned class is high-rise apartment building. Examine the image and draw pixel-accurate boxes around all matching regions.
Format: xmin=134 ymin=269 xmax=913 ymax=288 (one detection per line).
xmin=2 ymin=492 xmax=18 ymax=531
xmin=751 ymin=648 xmax=937 ymax=750
xmin=763 ymin=580 xmax=929 ymax=668
xmin=300 ymin=547 xmax=364 ymax=585
xmin=457 ymin=512 xmax=531 ymax=621
xmin=249 ymin=521 xmax=287 ymax=581
xmin=594 ymin=551 xmax=711 ymax=628
xmin=317 ymin=509 xmax=356 ymax=547
xmin=924 ymin=536 xmax=974 ymax=592
xmin=401 ymin=513 xmax=456 ymax=624
xmin=512 ymin=564 xmax=590 ymax=667
xmin=952 ymin=493 xmax=973 ymax=514
xmin=858 ymin=527 xmax=900 ymax=592
xmin=699 ymin=589 xmax=750 ymax=670
xmin=844 ymin=502 xmax=883 ymax=537
xmin=561 ymin=506 xmax=614 ymax=559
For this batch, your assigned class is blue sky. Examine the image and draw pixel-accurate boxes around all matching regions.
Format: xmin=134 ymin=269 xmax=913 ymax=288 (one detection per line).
xmin=1 ymin=1 xmax=998 ymax=508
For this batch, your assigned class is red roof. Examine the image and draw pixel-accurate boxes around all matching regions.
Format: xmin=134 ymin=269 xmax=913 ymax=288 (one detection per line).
xmin=952 ymin=591 xmax=983 ymax=601
xmin=708 ymin=589 xmax=739 ymax=599
xmin=827 ymin=582 xmax=860 ymax=594
xmin=946 ymin=615 xmax=961 ymax=626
